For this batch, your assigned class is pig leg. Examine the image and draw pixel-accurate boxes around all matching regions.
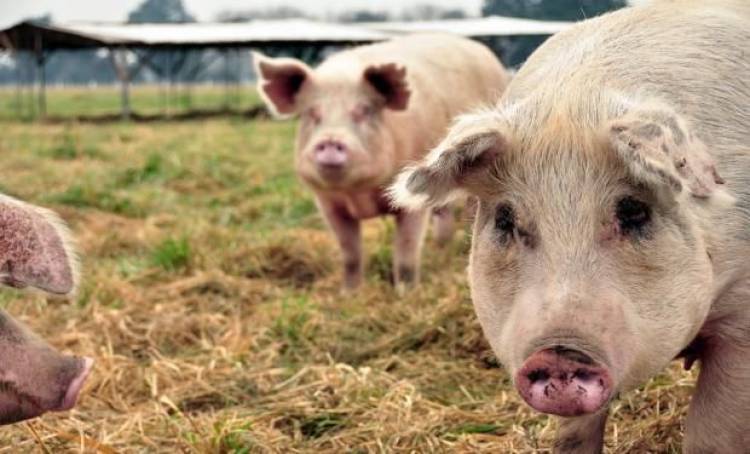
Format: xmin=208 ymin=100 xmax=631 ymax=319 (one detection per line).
xmin=317 ymin=198 xmax=362 ymax=289
xmin=393 ymin=209 xmax=428 ymax=289
xmin=553 ymin=411 xmax=608 ymax=454
xmin=684 ymin=338 xmax=750 ymax=453
xmin=431 ymin=206 xmax=455 ymax=246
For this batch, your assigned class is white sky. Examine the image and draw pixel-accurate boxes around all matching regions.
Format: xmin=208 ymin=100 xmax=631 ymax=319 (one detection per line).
xmin=0 ymin=0 xmax=485 ymax=29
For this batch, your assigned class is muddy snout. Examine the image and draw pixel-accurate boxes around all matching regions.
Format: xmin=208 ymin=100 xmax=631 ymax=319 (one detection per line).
xmin=515 ymin=347 xmax=613 ymax=417
xmin=313 ymin=139 xmax=349 ymax=171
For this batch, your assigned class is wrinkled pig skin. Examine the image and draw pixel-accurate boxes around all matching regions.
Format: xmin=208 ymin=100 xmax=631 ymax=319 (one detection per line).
xmin=0 ymin=194 xmax=93 ymax=425
xmin=255 ymin=34 xmax=509 ymax=289
xmin=391 ymin=1 xmax=750 ymax=452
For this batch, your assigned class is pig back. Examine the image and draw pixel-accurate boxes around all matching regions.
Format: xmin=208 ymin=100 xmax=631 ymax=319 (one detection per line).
xmin=507 ymin=1 xmax=750 ymax=155
xmin=321 ymin=34 xmax=510 ymax=162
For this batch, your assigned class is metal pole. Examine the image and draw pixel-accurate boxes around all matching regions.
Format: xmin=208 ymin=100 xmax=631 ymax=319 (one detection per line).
xmin=234 ymin=48 xmax=242 ymax=111
xmin=223 ymin=48 xmax=230 ymax=110
xmin=14 ymin=52 xmax=21 ymax=119
xmin=27 ymin=51 xmax=36 ymax=119
xmin=109 ymin=47 xmax=131 ymax=121
xmin=34 ymin=31 xmax=46 ymax=119
xmin=167 ymin=50 xmax=173 ymax=117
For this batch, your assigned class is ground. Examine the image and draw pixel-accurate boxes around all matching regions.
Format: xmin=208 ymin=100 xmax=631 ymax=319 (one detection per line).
xmin=0 ymin=87 xmax=695 ymax=452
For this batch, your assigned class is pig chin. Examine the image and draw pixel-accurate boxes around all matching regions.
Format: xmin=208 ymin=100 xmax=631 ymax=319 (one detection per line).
xmin=299 ymin=159 xmax=381 ymax=191
xmin=0 ymin=356 xmax=93 ymax=424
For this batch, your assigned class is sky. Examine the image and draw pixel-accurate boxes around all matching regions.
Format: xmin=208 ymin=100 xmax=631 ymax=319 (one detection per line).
xmin=0 ymin=0 xmax=485 ymax=29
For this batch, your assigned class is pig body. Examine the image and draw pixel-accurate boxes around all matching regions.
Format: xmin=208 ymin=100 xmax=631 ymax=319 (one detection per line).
xmin=392 ymin=1 xmax=750 ymax=452
xmin=0 ymin=194 xmax=92 ymax=424
xmin=256 ymin=34 xmax=509 ymax=288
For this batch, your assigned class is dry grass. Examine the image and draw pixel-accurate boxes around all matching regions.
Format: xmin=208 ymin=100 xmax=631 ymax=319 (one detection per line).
xmin=0 ymin=116 xmax=696 ymax=452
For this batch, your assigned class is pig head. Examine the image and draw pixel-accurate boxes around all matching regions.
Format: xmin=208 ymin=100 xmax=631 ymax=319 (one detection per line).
xmin=254 ymin=52 xmax=409 ymax=192
xmin=391 ymin=100 xmax=727 ymax=417
xmin=0 ymin=194 xmax=92 ymax=425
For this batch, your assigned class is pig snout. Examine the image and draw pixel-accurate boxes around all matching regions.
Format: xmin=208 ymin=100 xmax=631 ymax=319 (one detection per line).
xmin=0 ymin=355 xmax=94 ymax=425
xmin=515 ymin=347 xmax=613 ymax=417
xmin=313 ymin=140 xmax=349 ymax=169
xmin=59 ymin=356 xmax=94 ymax=411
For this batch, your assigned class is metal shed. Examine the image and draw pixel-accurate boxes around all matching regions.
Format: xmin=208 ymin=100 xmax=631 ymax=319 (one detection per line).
xmin=0 ymin=17 xmax=572 ymax=120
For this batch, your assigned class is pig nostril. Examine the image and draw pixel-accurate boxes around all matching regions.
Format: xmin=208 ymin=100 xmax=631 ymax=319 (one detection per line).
xmin=573 ymin=369 xmax=594 ymax=381
xmin=527 ymin=369 xmax=550 ymax=383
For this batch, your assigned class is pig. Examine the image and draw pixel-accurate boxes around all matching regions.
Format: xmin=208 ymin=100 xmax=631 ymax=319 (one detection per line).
xmin=254 ymin=34 xmax=509 ymax=289
xmin=390 ymin=1 xmax=750 ymax=452
xmin=0 ymin=193 xmax=93 ymax=425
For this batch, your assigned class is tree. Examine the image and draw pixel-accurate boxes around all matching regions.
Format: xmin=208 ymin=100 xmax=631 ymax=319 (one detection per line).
xmin=337 ymin=10 xmax=390 ymax=23
xmin=216 ymin=7 xmax=308 ymax=22
xmin=480 ymin=0 xmax=627 ymax=67
xmin=481 ymin=0 xmax=627 ymax=21
xmin=400 ymin=4 xmax=468 ymax=21
xmin=128 ymin=0 xmax=195 ymax=23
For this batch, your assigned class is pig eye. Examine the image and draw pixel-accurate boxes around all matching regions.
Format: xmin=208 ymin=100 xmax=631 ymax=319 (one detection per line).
xmin=494 ymin=203 xmax=516 ymax=239
xmin=616 ymin=197 xmax=651 ymax=235
xmin=352 ymin=104 xmax=373 ymax=123
xmin=305 ymin=108 xmax=321 ymax=125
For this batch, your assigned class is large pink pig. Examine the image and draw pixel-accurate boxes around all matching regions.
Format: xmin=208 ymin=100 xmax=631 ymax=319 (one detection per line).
xmin=255 ymin=34 xmax=509 ymax=289
xmin=0 ymin=194 xmax=92 ymax=425
xmin=392 ymin=1 xmax=750 ymax=452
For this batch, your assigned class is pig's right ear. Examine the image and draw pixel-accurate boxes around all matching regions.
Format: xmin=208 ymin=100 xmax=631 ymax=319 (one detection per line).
xmin=0 ymin=195 xmax=79 ymax=296
xmin=390 ymin=113 xmax=506 ymax=210
xmin=253 ymin=52 xmax=312 ymax=117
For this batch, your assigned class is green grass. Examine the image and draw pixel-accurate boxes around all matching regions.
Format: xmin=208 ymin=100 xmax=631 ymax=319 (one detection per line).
xmin=152 ymin=236 xmax=192 ymax=271
xmin=0 ymin=84 xmax=261 ymax=120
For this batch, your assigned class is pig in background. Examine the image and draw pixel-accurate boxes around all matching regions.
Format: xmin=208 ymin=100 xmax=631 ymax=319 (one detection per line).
xmin=392 ymin=1 xmax=750 ymax=452
xmin=255 ymin=34 xmax=509 ymax=290
xmin=0 ymin=194 xmax=92 ymax=425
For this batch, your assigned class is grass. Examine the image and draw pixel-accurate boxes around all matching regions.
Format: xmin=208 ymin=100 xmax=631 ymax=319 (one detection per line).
xmin=0 ymin=93 xmax=697 ymax=452
xmin=0 ymin=84 xmax=261 ymax=121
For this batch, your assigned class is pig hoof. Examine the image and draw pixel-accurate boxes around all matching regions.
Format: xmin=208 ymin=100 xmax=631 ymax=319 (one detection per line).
xmin=395 ymin=265 xmax=418 ymax=287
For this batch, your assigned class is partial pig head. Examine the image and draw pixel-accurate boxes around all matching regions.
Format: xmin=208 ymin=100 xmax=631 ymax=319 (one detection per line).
xmin=254 ymin=52 xmax=411 ymax=190
xmin=0 ymin=194 xmax=92 ymax=425
xmin=391 ymin=100 xmax=728 ymax=417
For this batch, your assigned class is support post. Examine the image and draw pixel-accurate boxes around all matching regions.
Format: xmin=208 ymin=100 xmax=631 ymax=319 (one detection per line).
xmin=34 ymin=30 xmax=46 ymax=119
xmin=109 ymin=47 xmax=132 ymax=121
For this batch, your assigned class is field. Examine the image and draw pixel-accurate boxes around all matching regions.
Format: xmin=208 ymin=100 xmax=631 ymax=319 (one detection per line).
xmin=0 ymin=88 xmax=697 ymax=452
xmin=0 ymin=85 xmax=259 ymax=121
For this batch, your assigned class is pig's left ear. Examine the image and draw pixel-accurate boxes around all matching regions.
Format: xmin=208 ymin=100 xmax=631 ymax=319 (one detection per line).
xmin=0 ymin=195 xmax=79 ymax=296
xmin=609 ymin=109 xmax=727 ymax=200
xmin=390 ymin=113 xmax=505 ymax=209
xmin=364 ymin=63 xmax=411 ymax=111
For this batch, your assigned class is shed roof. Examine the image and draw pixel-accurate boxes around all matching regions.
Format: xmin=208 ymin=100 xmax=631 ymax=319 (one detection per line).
xmin=0 ymin=19 xmax=391 ymax=51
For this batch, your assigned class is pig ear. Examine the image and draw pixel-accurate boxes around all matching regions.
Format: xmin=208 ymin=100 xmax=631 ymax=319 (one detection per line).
xmin=253 ymin=51 xmax=312 ymax=117
xmin=609 ymin=109 xmax=726 ymax=199
xmin=0 ymin=195 xmax=79 ymax=296
xmin=390 ymin=113 xmax=505 ymax=209
xmin=364 ymin=63 xmax=411 ymax=111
